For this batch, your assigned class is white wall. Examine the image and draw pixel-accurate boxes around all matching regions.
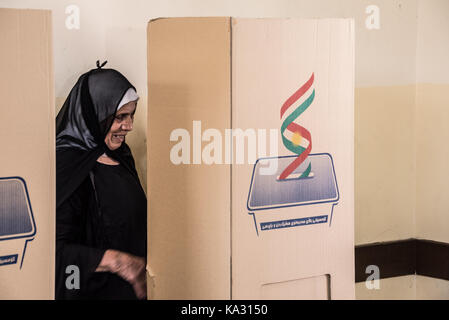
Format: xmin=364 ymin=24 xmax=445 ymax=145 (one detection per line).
xmin=0 ymin=0 xmax=419 ymax=95
xmin=416 ymin=0 xmax=449 ymax=84
xmin=358 ymin=0 xmax=449 ymax=299
xmin=415 ymin=0 xmax=449 ymax=243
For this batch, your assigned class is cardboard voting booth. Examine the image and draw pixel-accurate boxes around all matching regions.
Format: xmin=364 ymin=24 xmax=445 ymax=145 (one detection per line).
xmin=0 ymin=8 xmax=55 ymax=299
xmin=148 ymin=17 xmax=354 ymax=299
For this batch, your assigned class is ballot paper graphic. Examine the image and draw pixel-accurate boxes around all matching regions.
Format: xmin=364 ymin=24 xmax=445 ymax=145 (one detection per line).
xmin=246 ymin=72 xmax=339 ymax=236
xmin=247 ymin=154 xmax=339 ymax=235
xmin=0 ymin=177 xmax=36 ymax=268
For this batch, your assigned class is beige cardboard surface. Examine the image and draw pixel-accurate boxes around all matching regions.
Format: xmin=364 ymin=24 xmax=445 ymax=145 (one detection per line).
xmin=231 ymin=18 xmax=354 ymax=299
xmin=147 ymin=17 xmax=231 ymax=299
xmin=147 ymin=17 xmax=354 ymax=299
xmin=0 ymin=8 xmax=55 ymax=299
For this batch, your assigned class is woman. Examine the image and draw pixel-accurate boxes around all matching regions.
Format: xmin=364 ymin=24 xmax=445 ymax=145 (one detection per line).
xmin=55 ymin=62 xmax=147 ymax=300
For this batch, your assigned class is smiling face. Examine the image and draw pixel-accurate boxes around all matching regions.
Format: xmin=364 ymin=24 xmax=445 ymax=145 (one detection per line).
xmin=104 ymin=101 xmax=137 ymax=150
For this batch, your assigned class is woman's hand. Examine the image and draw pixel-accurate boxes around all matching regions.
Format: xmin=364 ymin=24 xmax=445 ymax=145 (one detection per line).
xmin=96 ymin=249 xmax=147 ymax=299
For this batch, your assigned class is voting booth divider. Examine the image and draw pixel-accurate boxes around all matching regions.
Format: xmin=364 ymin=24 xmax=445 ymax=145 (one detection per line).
xmin=147 ymin=17 xmax=355 ymax=299
xmin=0 ymin=8 xmax=55 ymax=299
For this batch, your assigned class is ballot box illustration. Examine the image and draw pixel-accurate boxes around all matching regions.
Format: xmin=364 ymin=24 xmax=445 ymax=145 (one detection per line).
xmin=247 ymin=154 xmax=339 ymax=236
xmin=0 ymin=177 xmax=36 ymax=269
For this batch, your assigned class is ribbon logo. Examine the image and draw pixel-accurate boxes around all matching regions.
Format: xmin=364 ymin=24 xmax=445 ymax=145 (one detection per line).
xmin=279 ymin=73 xmax=315 ymax=180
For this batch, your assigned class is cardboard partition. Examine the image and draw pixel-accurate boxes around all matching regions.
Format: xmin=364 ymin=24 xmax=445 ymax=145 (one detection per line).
xmin=0 ymin=8 xmax=55 ymax=299
xmin=147 ymin=17 xmax=231 ymax=299
xmin=147 ymin=17 xmax=354 ymax=299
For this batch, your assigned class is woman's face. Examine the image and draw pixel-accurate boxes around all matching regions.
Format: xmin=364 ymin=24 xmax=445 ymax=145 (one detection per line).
xmin=104 ymin=101 xmax=137 ymax=150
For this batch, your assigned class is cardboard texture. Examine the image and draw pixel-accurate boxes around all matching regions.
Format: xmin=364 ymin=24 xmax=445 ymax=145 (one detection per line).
xmin=147 ymin=17 xmax=354 ymax=299
xmin=0 ymin=8 xmax=55 ymax=299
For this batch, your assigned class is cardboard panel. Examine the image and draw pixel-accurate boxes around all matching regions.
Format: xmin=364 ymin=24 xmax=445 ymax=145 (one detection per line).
xmin=0 ymin=8 xmax=55 ymax=299
xmin=261 ymin=274 xmax=330 ymax=300
xmin=231 ymin=18 xmax=354 ymax=299
xmin=147 ymin=17 xmax=231 ymax=299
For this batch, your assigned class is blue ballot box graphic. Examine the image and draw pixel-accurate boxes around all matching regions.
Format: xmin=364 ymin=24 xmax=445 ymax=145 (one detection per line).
xmin=247 ymin=153 xmax=339 ymax=235
xmin=0 ymin=177 xmax=36 ymax=268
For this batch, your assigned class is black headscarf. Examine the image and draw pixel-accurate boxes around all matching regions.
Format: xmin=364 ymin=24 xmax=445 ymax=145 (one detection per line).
xmin=56 ymin=63 xmax=141 ymax=208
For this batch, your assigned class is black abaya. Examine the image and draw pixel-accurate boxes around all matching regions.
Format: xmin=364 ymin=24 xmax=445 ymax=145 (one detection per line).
xmin=56 ymin=163 xmax=146 ymax=300
xmin=55 ymin=64 xmax=146 ymax=300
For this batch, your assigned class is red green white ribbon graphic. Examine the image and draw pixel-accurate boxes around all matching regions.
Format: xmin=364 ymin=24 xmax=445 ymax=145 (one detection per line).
xmin=279 ymin=73 xmax=315 ymax=180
